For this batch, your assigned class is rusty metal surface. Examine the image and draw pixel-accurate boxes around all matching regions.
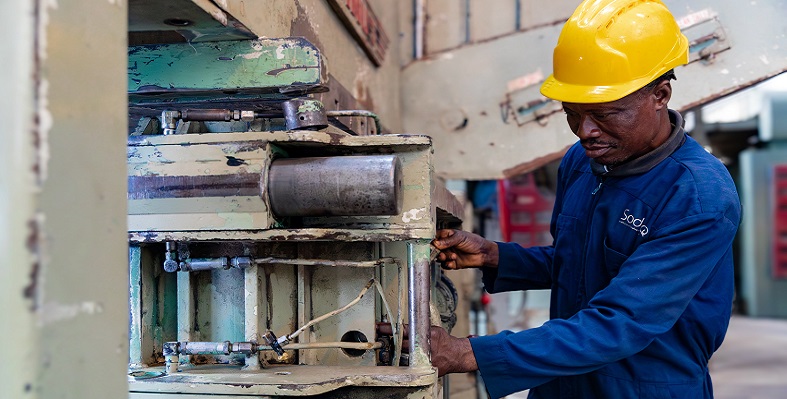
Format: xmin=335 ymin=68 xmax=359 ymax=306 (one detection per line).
xmin=407 ymin=241 xmax=433 ymax=367
xmin=128 ymin=173 xmax=262 ymax=200
xmin=283 ymin=98 xmax=329 ymax=131
xmin=129 ymin=227 xmax=435 ymax=244
xmin=128 ymin=130 xmax=439 ymax=237
xmin=129 ymin=130 xmax=432 ymax=148
xmin=127 ymin=137 xmax=272 ymax=232
xmin=403 ymin=0 xmax=787 ymax=180
xmin=128 ymin=364 xmax=436 ymax=396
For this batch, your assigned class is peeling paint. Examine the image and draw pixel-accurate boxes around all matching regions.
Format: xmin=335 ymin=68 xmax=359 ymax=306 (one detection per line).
xmin=240 ymin=51 xmax=264 ymax=60
xmin=36 ymin=0 xmax=57 ymax=62
xmin=402 ymin=208 xmax=427 ymax=223
xmin=297 ymin=101 xmax=322 ymax=113
xmin=276 ymin=45 xmax=286 ymax=60
xmin=35 ymin=79 xmax=52 ymax=184
xmin=39 ymin=301 xmax=104 ymax=326
xmin=23 ymin=214 xmax=45 ymax=310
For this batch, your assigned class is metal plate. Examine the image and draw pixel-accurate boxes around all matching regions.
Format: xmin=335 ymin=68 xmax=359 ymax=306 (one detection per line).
xmin=129 ymin=0 xmax=255 ymax=45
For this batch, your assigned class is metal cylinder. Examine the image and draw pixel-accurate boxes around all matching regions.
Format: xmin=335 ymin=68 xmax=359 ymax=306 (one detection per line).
xmin=181 ymin=109 xmax=233 ymax=121
xmin=181 ymin=257 xmax=228 ymax=272
xmin=179 ymin=341 xmax=231 ymax=356
xmin=408 ymin=241 xmax=432 ymax=366
xmin=268 ymin=155 xmax=403 ymax=217
xmin=282 ymin=98 xmax=328 ymax=130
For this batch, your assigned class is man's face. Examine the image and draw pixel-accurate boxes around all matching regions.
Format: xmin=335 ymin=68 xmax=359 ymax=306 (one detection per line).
xmin=562 ymin=83 xmax=669 ymax=167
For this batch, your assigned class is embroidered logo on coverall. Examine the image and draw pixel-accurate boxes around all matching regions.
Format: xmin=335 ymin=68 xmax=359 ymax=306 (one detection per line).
xmin=620 ymin=209 xmax=649 ymax=237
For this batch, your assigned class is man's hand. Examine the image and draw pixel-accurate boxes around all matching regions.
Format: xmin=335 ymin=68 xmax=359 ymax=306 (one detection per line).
xmin=432 ymin=229 xmax=499 ymax=270
xmin=377 ymin=323 xmax=478 ymax=377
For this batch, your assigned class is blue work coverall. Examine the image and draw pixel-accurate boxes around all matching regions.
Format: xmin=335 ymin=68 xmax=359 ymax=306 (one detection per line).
xmin=469 ymin=110 xmax=741 ymax=398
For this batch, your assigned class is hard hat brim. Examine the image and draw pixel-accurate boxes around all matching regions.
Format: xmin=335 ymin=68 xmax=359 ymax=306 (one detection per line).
xmin=540 ymin=73 xmax=657 ymax=104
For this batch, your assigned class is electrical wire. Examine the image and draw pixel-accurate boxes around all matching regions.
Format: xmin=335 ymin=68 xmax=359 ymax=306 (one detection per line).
xmin=282 ymin=277 xmax=400 ymax=361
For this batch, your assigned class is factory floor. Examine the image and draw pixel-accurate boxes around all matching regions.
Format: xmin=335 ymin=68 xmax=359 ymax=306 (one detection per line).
xmin=487 ymin=292 xmax=787 ymax=398
xmin=711 ymin=315 xmax=787 ymax=398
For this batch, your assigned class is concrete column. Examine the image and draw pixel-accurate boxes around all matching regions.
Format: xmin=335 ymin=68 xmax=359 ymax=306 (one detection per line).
xmin=0 ymin=0 xmax=128 ymax=397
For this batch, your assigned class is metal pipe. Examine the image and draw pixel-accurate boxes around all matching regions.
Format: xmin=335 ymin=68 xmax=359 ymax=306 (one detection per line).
xmin=395 ymin=253 xmax=406 ymax=367
xmin=179 ymin=341 xmax=231 ymax=356
xmin=259 ymin=342 xmax=382 ymax=351
xmin=174 ymin=257 xmax=252 ymax=272
xmin=254 ymin=257 xmax=395 ymax=268
xmin=326 ymin=110 xmax=382 ymax=135
xmin=181 ymin=257 xmax=228 ymax=272
xmin=181 ymin=109 xmax=234 ymax=121
xmin=414 ymin=0 xmax=425 ymax=59
xmin=244 ymin=265 xmax=261 ymax=370
xmin=166 ymin=340 xmax=382 ymax=355
xmin=407 ymin=241 xmax=432 ymax=367
xmin=268 ymin=155 xmax=403 ymax=217
xmin=180 ymin=109 xmax=257 ymax=122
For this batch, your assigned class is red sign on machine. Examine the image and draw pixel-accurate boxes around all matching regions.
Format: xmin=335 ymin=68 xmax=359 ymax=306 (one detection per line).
xmin=773 ymin=165 xmax=787 ymax=278
xmin=328 ymin=0 xmax=389 ymax=67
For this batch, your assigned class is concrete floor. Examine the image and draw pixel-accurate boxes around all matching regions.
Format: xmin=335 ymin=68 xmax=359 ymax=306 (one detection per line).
xmin=489 ymin=301 xmax=787 ymax=399
xmin=711 ymin=315 xmax=787 ymax=398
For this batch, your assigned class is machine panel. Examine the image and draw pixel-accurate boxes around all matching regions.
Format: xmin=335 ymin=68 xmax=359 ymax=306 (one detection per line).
xmin=126 ymin=36 xmax=462 ymax=399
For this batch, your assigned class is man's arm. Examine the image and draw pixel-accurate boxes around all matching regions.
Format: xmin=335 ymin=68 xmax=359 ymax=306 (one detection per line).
xmin=470 ymin=211 xmax=739 ymax=398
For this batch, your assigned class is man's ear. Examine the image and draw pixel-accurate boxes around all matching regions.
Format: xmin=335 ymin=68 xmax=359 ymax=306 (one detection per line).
xmin=652 ymin=80 xmax=672 ymax=110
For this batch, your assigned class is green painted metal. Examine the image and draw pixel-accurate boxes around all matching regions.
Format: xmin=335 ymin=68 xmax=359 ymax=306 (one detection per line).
xmin=128 ymin=38 xmax=322 ymax=97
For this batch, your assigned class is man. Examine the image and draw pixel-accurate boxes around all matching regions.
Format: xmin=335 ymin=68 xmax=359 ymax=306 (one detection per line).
xmin=427 ymin=0 xmax=741 ymax=397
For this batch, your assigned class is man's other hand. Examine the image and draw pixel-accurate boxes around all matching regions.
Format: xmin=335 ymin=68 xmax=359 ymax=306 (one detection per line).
xmin=377 ymin=323 xmax=478 ymax=377
xmin=432 ymin=229 xmax=499 ymax=270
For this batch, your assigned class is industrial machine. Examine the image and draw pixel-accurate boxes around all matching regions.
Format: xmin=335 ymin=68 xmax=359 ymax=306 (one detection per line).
xmin=125 ymin=37 xmax=463 ymax=398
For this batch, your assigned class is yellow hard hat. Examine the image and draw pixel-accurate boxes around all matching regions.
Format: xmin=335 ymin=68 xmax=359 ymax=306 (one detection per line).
xmin=540 ymin=0 xmax=689 ymax=103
